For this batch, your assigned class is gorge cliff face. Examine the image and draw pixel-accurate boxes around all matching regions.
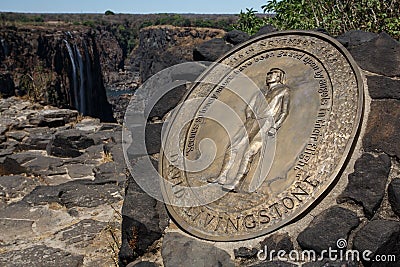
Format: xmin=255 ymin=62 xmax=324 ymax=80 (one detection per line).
xmin=0 ymin=25 xmax=120 ymax=121
xmin=131 ymin=26 xmax=226 ymax=81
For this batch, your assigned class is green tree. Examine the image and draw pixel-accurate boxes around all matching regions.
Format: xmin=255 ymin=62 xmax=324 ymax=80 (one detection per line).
xmin=262 ymin=0 xmax=400 ymax=39
xmin=105 ymin=10 xmax=115 ymax=16
xmin=234 ymin=8 xmax=266 ymax=35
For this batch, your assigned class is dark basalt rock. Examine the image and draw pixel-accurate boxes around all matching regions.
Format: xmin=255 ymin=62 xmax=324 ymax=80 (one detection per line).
xmin=225 ymin=30 xmax=250 ymax=45
xmin=0 ymin=73 xmax=15 ymax=98
xmin=59 ymin=219 xmax=107 ymax=246
xmin=367 ymin=76 xmax=400 ymax=100
xmin=148 ymin=84 xmax=188 ymax=120
xmin=0 ymin=125 xmax=7 ymax=135
xmin=0 ymin=175 xmax=39 ymax=202
xmin=353 ymin=220 xmax=400 ymax=267
xmin=127 ymin=123 xmax=163 ymax=157
xmin=0 ymin=245 xmax=84 ymax=266
xmin=22 ymin=155 xmax=65 ymax=177
xmin=18 ymin=130 xmax=54 ymax=150
xmin=0 ymin=156 xmax=26 ymax=176
xmin=302 ymin=259 xmax=358 ymax=267
xmin=234 ymin=247 xmax=258 ymax=259
xmin=57 ymin=182 xmax=123 ymax=208
xmin=119 ymin=164 xmax=169 ymax=266
xmin=0 ymin=96 xmax=124 ymax=264
xmin=93 ymin=161 xmax=126 ymax=185
xmin=388 ymin=179 xmax=400 ymax=217
xmin=337 ymin=153 xmax=391 ymax=218
xmin=119 ymin=215 xmax=163 ymax=266
xmin=336 ymin=30 xmax=378 ymax=48
xmin=46 ymin=129 xmax=95 ymax=158
xmin=5 ymin=130 xmax=27 ymax=141
xmin=253 ymin=25 xmax=278 ymax=37
xmin=193 ymin=38 xmax=233 ymax=62
xmin=145 ymin=122 xmax=163 ymax=155
xmin=22 ymin=180 xmax=122 ymax=208
xmin=128 ymin=262 xmax=159 ymax=267
xmin=297 ymin=206 xmax=359 ymax=253
xmin=161 ymin=232 xmax=234 ymax=267
xmin=8 ymin=151 xmax=44 ymax=165
xmin=347 ymin=32 xmax=400 ymax=77
xmin=133 ymin=26 xmax=224 ymax=82
xmin=363 ymin=100 xmax=400 ymax=158
xmin=259 ymin=233 xmax=294 ymax=258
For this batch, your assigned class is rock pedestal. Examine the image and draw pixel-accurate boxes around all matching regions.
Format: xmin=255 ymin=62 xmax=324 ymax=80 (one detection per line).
xmin=119 ymin=30 xmax=400 ymax=267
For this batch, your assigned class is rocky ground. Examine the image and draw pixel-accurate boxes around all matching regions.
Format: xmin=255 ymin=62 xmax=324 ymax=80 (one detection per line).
xmin=1 ymin=22 xmax=400 ymax=266
xmin=0 ymin=97 xmax=126 ymax=266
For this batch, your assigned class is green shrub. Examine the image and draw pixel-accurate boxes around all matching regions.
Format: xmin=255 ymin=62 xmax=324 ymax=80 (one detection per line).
xmin=82 ymin=20 xmax=96 ymax=28
xmin=33 ymin=15 xmax=44 ymax=23
xmin=262 ymin=0 xmax=400 ymax=39
xmin=234 ymin=8 xmax=266 ymax=35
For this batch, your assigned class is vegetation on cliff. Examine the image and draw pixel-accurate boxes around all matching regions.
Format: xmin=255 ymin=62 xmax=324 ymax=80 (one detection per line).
xmin=0 ymin=12 xmax=236 ymax=56
xmin=236 ymin=0 xmax=400 ymax=39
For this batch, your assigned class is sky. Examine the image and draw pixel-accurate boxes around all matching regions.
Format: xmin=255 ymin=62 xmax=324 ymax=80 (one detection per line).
xmin=0 ymin=0 xmax=267 ymax=14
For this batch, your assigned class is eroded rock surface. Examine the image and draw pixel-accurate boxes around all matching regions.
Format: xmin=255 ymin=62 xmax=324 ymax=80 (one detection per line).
xmin=0 ymin=97 xmax=125 ymax=266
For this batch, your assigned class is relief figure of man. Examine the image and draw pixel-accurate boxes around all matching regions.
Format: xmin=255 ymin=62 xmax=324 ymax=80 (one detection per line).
xmin=208 ymin=68 xmax=290 ymax=191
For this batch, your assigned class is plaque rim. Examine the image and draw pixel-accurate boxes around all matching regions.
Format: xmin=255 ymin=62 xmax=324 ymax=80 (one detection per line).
xmin=160 ymin=30 xmax=364 ymax=241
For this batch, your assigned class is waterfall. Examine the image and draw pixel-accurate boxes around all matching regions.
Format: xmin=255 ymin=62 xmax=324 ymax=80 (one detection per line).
xmin=63 ymin=40 xmax=79 ymax=110
xmin=62 ymin=35 xmax=114 ymax=122
xmin=74 ymin=44 xmax=86 ymax=115
xmin=83 ymin=41 xmax=93 ymax=115
xmin=1 ymin=38 xmax=8 ymax=56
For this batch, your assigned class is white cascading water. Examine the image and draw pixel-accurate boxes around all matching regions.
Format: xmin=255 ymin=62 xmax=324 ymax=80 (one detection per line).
xmin=74 ymin=44 xmax=86 ymax=115
xmin=63 ymin=39 xmax=79 ymax=110
xmin=83 ymin=41 xmax=93 ymax=115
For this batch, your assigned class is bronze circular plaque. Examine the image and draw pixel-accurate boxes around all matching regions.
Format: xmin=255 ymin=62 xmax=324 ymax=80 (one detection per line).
xmin=160 ymin=31 xmax=363 ymax=241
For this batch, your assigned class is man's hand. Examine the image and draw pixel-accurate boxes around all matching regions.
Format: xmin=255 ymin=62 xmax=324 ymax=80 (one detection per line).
xmin=267 ymin=127 xmax=277 ymax=137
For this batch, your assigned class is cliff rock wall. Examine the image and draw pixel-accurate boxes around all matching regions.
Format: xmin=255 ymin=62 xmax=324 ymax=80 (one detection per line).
xmin=131 ymin=26 xmax=226 ymax=82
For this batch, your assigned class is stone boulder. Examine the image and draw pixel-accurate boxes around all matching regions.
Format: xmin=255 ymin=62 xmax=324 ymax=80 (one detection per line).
xmin=353 ymin=220 xmax=400 ymax=267
xmin=367 ymin=76 xmax=400 ymax=100
xmin=363 ymin=100 xmax=400 ymax=158
xmin=297 ymin=206 xmax=359 ymax=253
xmin=336 ymin=30 xmax=378 ymax=47
xmin=46 ymin=129 xmax=95 ymax=158
xmin=253 ymin=25 xmax=278 ymax=37
xmin=389 ymin=179 xmax=400 ymax=217
xmin=224 ymin=30 xmax=250 ymax=45
xmin=347 ymin=32 xmax=400 ymax=76
xmin=161 ymin=232 xmax=234 ymax=267
xmin=193 ymin=38 xmax=233 ymax=62
xmin=337 ymin=153 xmax=391 ymax=218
